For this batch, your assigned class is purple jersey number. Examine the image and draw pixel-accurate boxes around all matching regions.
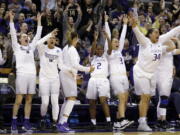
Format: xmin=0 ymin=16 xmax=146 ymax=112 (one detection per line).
xmin=153 ymin=54 xmax=161 ymax=61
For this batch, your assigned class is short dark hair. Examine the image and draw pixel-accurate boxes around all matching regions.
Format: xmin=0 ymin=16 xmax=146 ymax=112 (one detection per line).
xmin=147 ymin=28 xmax=157 ymax=37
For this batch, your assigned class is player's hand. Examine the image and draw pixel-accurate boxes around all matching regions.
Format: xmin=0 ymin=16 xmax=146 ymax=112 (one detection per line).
xmin=89 ymin=66 xmax=95 ymax=72
xmin=94 ymin=31 xmax=99 ymax=41
xmin=104 ymin=11 xmax=109 ymax=22
xmin=9 ymin=11 xmax=14 ymax=22
xmin=171 ymin=37 xmax=179 ymax=42
xmin=123 ymin=14 xmax=128 ymax=24
xmin=51 ymin=28 xmax=59 ymax=37
xmin=37 ymin=12 xmax=43 ymax=21
xmin=68 ymin=70 xmax=75 ymax=78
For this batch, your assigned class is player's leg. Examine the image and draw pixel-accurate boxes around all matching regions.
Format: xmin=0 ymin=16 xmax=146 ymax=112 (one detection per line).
xmin=86 ymin=78 xmax=98 ymax=126
xmin=50 ymin=78 xmax=60 ymax=129
xmin=99 ymin=96 xmax=111 ymax=123
xmin=157 ymin=74 xmax=173 ymax=129
xmin=23 ymin=75 xmax=36 ymax=131
xmin=51 ymin=94 xmax=59 ymax=129
xmin=59 ymin=99 xmax=67 ymax=120
xmin=89 ymin=99 xmax=97 ymax=126
xmin=133 ymin=71 xmax=152 ymax=131
xmin=39 ymin=77 xmax=50 ymax=129
xmin=11 ymin=74 xmax=27 ymax=133
xmin=57 ymin=73 xmax=77 ymax=133
xmin=22 ymin=94 xmax=33 ymax=131
xmin=11 ymin=94 xmax=24 ymax=133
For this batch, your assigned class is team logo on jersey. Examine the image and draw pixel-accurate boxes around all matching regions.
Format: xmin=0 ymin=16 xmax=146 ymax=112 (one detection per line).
xmin=45 ymin=52 xmax=58 ymax=62
xmin=20 ymin=46 xmax=31 ymax=54
xmin=56 ymin=49 xmax=60 ymax=53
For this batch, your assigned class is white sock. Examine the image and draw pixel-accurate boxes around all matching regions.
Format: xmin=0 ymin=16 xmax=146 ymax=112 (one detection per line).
xmin=91 ymin=119 xmax=96 ymax=125
xmin=159 ymin=108 xmax=167 ymax=117
xmin=138 ymin=117 xmax=146 ymax=123
xmin=51 ymin=94 xmax=59 ymax=122
xmin=59 ymin=99 xmax=67 ymax=121
xmin=59 ymin=100 xmax=75 ymax=124
xmin=41 ymin=96 xmax=49 ymax=117
xmin=157 ymin=101 xmax=160 ymax=119
xmin=106 ymin=117 xmax=111 ymax=122
xmin=13 ymin=116 xmax=17 ymax=119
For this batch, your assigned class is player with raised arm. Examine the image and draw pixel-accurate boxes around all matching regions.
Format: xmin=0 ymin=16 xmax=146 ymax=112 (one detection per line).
xmin=105 ymin=13 xmax=134 ymax=130
xmin=130 ymin=17 xmax=180 ymax=131
xmin=35 ymin=28 xmax=73 ymax=131
xmin=86 ymin=31 xmax=111 ymax=128
xmin=9 ymin=11 xmax=42 ymax=133
xmin=156 ymin=36 xmax=180 ymax=130
xmin=57 ymin=32 xmax=94 ymax=133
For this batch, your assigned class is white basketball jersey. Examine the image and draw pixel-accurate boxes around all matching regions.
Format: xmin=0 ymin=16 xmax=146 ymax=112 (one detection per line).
xmin=108 ymin=50 xmax=126 ymax=75
xmin=157 ymin=52 xmax=173 ymax=74
xmin=90 ymin=54 xmax=108 ymax=78
xmin=38 ymin=45 xmax=62 ymax=78
xmin=136 ymin=43 xmax=165 ymax=74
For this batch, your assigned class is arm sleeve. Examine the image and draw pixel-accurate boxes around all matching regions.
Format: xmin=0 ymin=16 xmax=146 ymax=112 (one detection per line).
xmin=58 ymin=50 xmax=71 ymax=71
xmin=104 ymin=22 xmax=111 ymax=53
xmin=69 ymin=48 xmax=90 ymax=72
xmin=133 ymin=26 xmax=149 ymax=46
xmin=159 ymin=26 xmax=180 ymax=43
xmin=119 ymin=24 xmax=127 ymax=52
xmin=31 ymin=26 xmax=43 ymax=48
xmin=9 ymin=22 xmax=18 ymax=49
xmin=36 ymin=33 xmax=52 ymax=47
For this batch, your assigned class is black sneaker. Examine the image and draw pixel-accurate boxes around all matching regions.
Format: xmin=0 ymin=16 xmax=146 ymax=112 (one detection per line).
xmin=105 ymin=122 xmax=113 ymax=130
xmin=158 ymin=120 xmax=174 ymax=131
xmin=89 ymin=122 xmax=96 ymax=130
xmin=176 ymin=120 xmax=180 ymax=128
xmin=51 ymin=122 xmax=58 ymax=133
xmin=40 ymin=119 xmax=46 ymax=130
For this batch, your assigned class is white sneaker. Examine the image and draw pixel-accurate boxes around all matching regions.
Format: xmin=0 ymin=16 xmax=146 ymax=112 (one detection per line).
xmin=138 ymin=123 xmax=152 ymax=131
xmin=113 ymin=120 xmax=134 ymax=130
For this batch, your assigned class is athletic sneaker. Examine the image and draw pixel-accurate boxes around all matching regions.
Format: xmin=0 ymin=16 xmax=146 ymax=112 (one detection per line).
xmin=113 ymin=119 xmax=134 ymax=130
xmin=0 ymin=129 xmax=7 ymax=133
xmin=89 ymin=122 xmax=96 ymax=130
xmin=138 ymin=122 xmax=152 ymax=131
xmin=40 ymin=119 xmax=46 ymax=130
xmin=11 ymin=119 xmax=18 ymax=134
xmin=176 ymin=120 xmax=180 ymax=128
xmin=56 ymin=123 xmax=75 ymax=133
xmin=22 ymin=119 xmax=33 ymax=133
xmin=51 ymin=121 xmax=58 ymax=132
xmin=161 ymin=120 xmax=174 ymax=130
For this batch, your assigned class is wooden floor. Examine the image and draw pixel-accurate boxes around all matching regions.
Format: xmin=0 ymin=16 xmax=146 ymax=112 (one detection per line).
xmin=2 ymin=132 xmax=180 ymax=135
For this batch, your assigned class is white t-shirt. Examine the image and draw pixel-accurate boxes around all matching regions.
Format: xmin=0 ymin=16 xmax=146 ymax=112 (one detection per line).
xmin=62 ymin=45 xmax=90 ymax=77
xmin=10 ymin=22 xmax=42 ymax=75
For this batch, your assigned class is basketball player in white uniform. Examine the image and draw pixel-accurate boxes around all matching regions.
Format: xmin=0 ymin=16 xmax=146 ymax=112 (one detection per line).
xmin=156 ymin=37 xmax=180 ymax=129
xmin=9 ymin=11 xmax=42 ymax=133
xmin=35 ymin=29 xmax=73 ymax=130
xmin=105 ymin=14 xmax=134 ymax=130
xmin=57 ymin=32 xmax=94 ymax=133
xmin=86 ymin=31 xmax=111 ymax=127
xmin=131 ymin=17 xmax=180 ymax=131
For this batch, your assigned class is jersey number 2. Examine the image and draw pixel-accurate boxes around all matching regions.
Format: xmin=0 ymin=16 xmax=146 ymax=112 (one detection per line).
xmin=97 ymin=63 xmax=101 ymax=69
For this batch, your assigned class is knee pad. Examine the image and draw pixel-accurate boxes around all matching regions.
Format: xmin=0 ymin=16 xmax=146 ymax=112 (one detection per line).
xmin=159 ymin=96 xmax=169 ymax=108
